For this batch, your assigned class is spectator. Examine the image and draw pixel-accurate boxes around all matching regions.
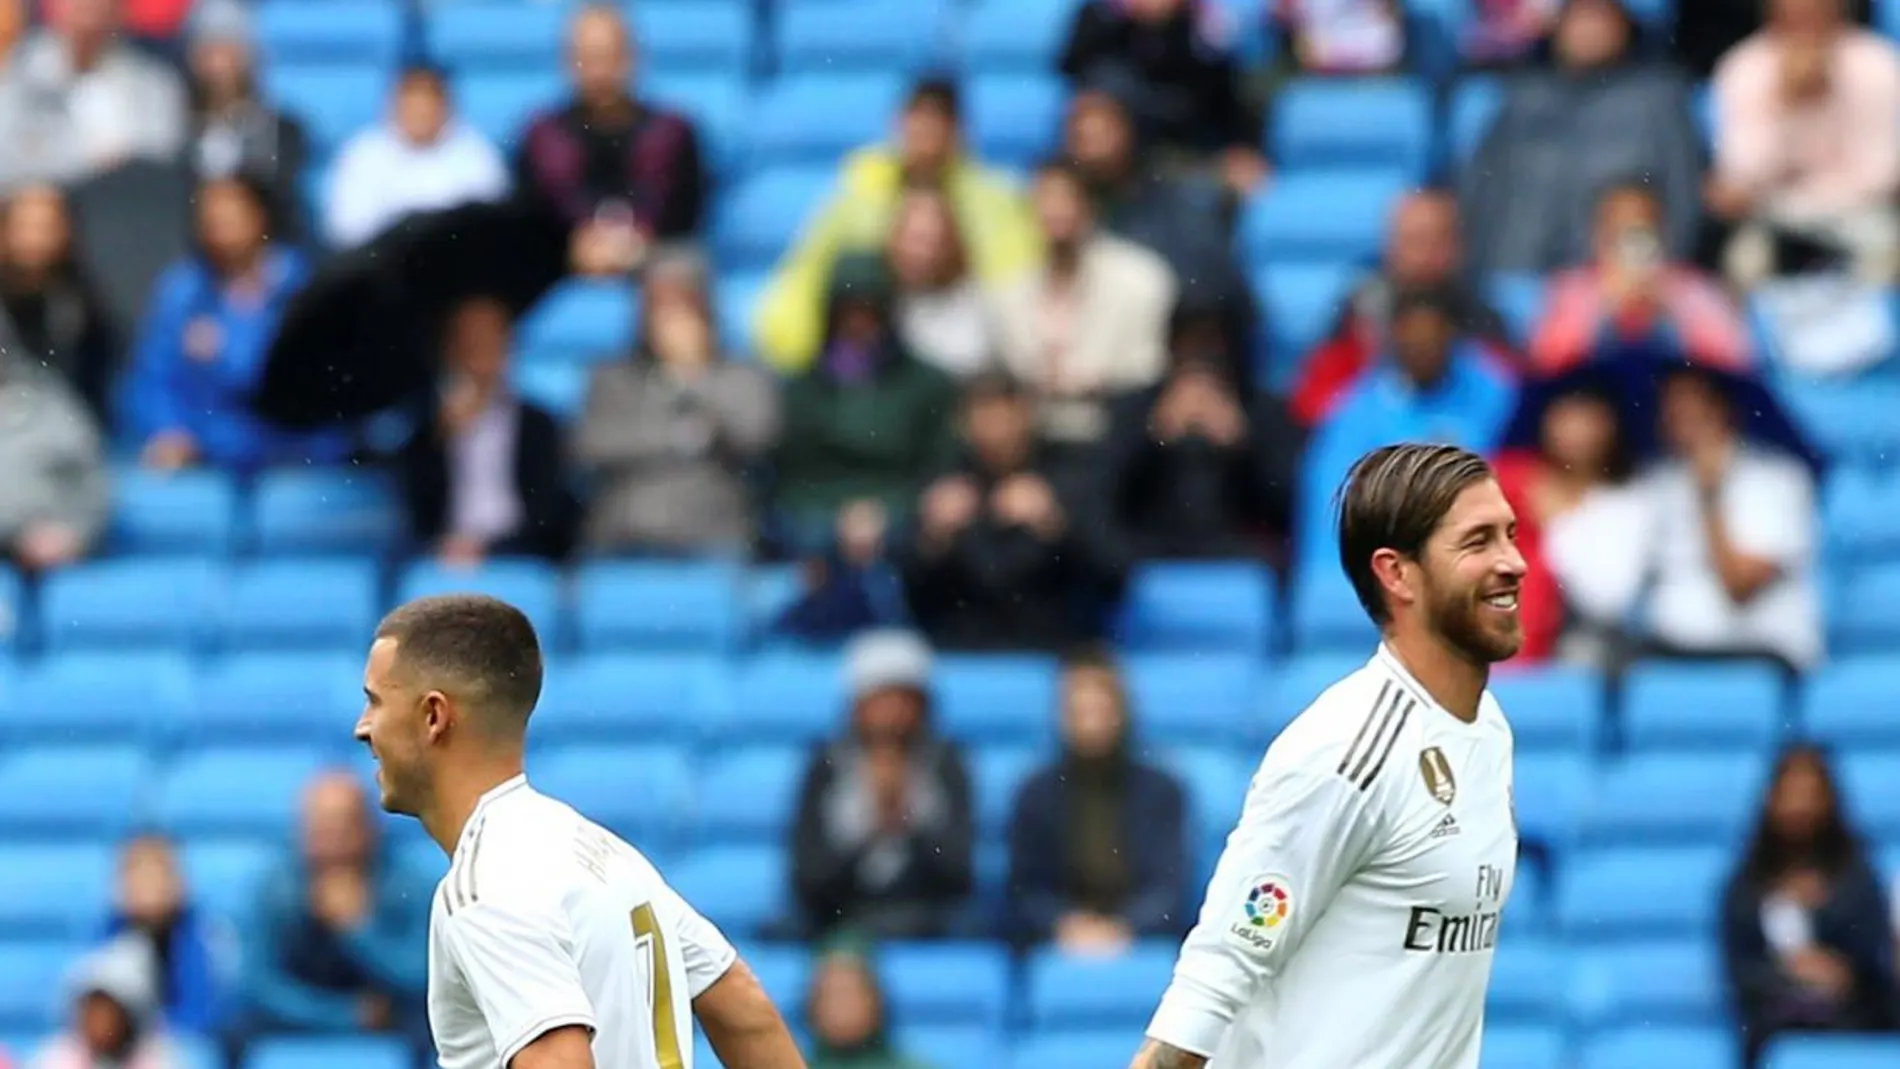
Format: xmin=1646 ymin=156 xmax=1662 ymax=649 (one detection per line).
xmin=0 ymin=344 xmax=105 ymax=572
xmin=184 ymin=0 xmax=308 ymax=243
xmin=1709 ymin=0 xmax=1900 ymax=288
xmin=1493 ymin=382 xmax=1645 ymax=665
xmin=1006 ymin=648 xmax=1191 ymax=952
xmin=573 ymin=249 xmax=780 ymax=554
xmin=772 ymin=498 xmax=910 ymax=644
xmin=1291 ymin=189 xmax=1511 ymax=429
xmin=1532 ymin=182 xmax=1753 ymax=369
xmin=1105 ymin=313 xmax=1301 ymax=560
xmin=990 ymin=160 xmax=1174 ymax=464
xmin=398 ymin=296 xmax=577 ymax=566
xmin=885 ymin=186 xmax=995 ymax=380
xmin=515 ymin=4 xmax=706 ymax=278
xmin=0 ymin=0 xmax=21 ymax=71
xmin=899 ymin=374 xmax=1130 ymax=651
xmin=755 ymin=78 xmax=1038 ymax=374
xmin=1723 ymin=745 xmax=1897 ymax=1067
xmin=1464 ymin=0 xmax=1563 ymax=66
xmin=102 ymin=834 xmax=231 ymax=1034
xmin=0 ymin=0 xmax=187 ymax=191
xmin=1637 ymin=367 xmax=1822 ymax=670
xmin=791 ymin=632 xmax=975 ymax=939
xmin=127 ymin=175 xmax=344 ymax=472
xmin=1298 ymin=287 xmax=1518 ymax=553
xmin=27 ymin=936 xmax=184 ymax=1069
xmin=804 ymin=934 xmax=932 ymax=1069
xmin=1059 ymin=0 xmax=1267 ymax=191
xmin=1270 ymin=0 xmax=1409 ymax=75
xmin=775 ymin=253 xmax=959 ymax=554
xmin=326 ymin=65 xmax=508 ymax=250
xmin=0 ymin=184 xmax=119 ymax=420
xmin=1675 ymin=0 xmax=1868 ymax=77
xmin=1461 ymin=0 xmax=1703 ymax=277
xmin=234 ymin=772 xmax=430 ymax=1054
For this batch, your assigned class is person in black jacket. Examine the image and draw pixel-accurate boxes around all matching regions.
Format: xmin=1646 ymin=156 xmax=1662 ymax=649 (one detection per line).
xmin=791 ymin=631 xmax=975 ymax=939
xmin=398 ymin=296 xmax=577 ymax=565
xmin=0 ymin=184 xmax=120 ymax=422
xmin=1007 ymin=647 xmax=1191 ymax=952
xmin=1722 ymin=744 xmax=1898 ymax=1068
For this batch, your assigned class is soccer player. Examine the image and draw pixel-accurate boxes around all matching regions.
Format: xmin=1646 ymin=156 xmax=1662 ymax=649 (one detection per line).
xmin=353 ymin=594 xmax=806 ymax=1069
xmin=1132 ymin=443 xmax=1527 ymax=1069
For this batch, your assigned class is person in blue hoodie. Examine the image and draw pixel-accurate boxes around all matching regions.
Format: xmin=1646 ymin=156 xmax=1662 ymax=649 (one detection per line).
xmin=101 ymin=834 xmax=233 ymax=1035
xmin=126 ymin=174 xmax=348 ymax=472
xmin=229 ymin=771 xmax=430 ymax=1063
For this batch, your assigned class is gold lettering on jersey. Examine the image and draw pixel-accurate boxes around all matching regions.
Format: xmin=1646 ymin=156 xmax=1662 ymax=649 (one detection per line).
xmin=1401 ymin=906 xmax=1502 ymax=954
xmin=1418 ymin=747 xmax=1456 ymax=805
xmin=576 ymin=827 xmax=612 ymax=885
xmin=631 ymin=904 xmax=685 ymax=1069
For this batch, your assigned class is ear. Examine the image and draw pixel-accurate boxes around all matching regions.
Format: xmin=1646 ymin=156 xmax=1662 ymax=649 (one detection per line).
xmin=1369 ymin=547 xmax=1417 ymax=613
xmin=422 ymin=692 xmax=452 ymax=744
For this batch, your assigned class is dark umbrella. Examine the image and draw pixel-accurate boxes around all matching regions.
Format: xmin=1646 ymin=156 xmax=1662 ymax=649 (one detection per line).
xmin=253 ymin=199 xmax=570 ymax=427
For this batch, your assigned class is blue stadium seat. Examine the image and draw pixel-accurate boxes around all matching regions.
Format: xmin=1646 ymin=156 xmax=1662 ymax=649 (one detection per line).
xmin=899 ymin=1025 xmax=1002 ymax=1069
xmin=1837 ymin=752 xmax=1900 ymax=841
xmin=1271 ymin=80 xmax=1432 ymax=175
xmin=1820 ymin=465 xmax=1900 ymax=565
xmin=1512 ymin=751 xmax=1588 ymax=849
xmin=1448 ymin=76 xmax=1501 ymax=162
xmin=631 ymin=0 xmax=754 ymax=73
xmin=747 ymin=74 xmax=906 ymax=169
xmin=1578 ymin=752 xmax=1767 ymax=845
xmin=966 ymin=74 xmax=1063 ymax=168
xmin=1484 ymin=1025 xmax=1567 ymax=1069
xmin=0 ymin=843 xmax=114 ymax=937
xmin=713 ymin=167 xmax=838 ymax=269
xmin=1801 ymin=656 xmax=1900 ymax=746
xmin=534 ymin=652 xmax=729 ymax=746
xmin=109 ymin=469 xmax=238 ymax=554
xmin=532 ymin=746 xmax=692 ymax=852
xmin=179 ymin=838 xmax=277 ymax=921
xmin=251 ymin=469 xmax=403 ymax=555
xmin=456 ymin=70 xmax=565 ymax=147
xmin=423 ymin=3 xmax=566 ymax=69
xmin=260 ymin=63 xmax=390 ymax=156
xmin=257 ymin=2 xmax=403 ymax=66
xmin=642 ymin=71 xmax=751 ymax=176
xmin=963 ymin=0 xmax=1076 ymax=72
xmin=1571 ymin=939 xmax=1725 ymax=1029
xmin=697 ymin=747 xmax=807 ymax=841
xmin=220 ymin=560 xmax=380 ymax=651
xmin=1025 ymin=943 xmax=1175 ymax=1029
xmin=187 ymin=653 xmax=363 ymax=746
xmin=1287 ymin=563 xmax=1380 ymax=653
xmin=742 ymin=564 xmax=804 ymax=641
xmin=40 ymin=557 xmax=216 ymax=652
xmin=1829 ymin=562 xmax=1900 ymax=653
xmin=1239 ymin=168 xmax=1411 ymax=265
xmin=1489 ymin=665 xmax=1603 ymax=752
xmin=0 ymin=940 xmax=71 ymax=1030
xmin=1153 ymin=747 xmax=1251 ymax=849
xmin=1486 ymin=936 xmax=1564 ymax=1025
xmin=667 ymin=845 xmax=786 ymax=936
xmin=1125 ymin=652 xmax=1259 ymax=745
xmin=934 ymin=655 xmax=1059 ymax=745
xmin=518 ymin=280 xmax=638 ymax=359
xmin=1487 ymin=273 xmax=1549 ymax=345
xmin=6 ymin=652 xmax=191 ymax=744
xmin=0 ymin=569 xmax=22 ymax=653
xmin=778 ymin=0 xmax=940 ymax=73
xmin=0 ymin=746 xmax=151 ymax=837
xmin=1557 ymin=845 xmax=1728 ymax=938
xmin=725 ymin=650 xmax=843 ymax=743
xmin=882 ymin=942 xmax=1010 ymax=1026
xmin=248 ymin=1036 xmax=411 ymax=1069
xmin=1252 ymin=263 xmax=1355 ymax=375
xmin=716 ymin=270 xmax=769 ymax=355
xmin=1009 ymin=1031 xmax=1136 ymax=1069
xmin=152 ymin=748 xmax=332 ymax=839
xmin=732 ymin=942 xmax=808 ymax=1013
xmin=1120 ymin=561 xmax=1275 ymax=651
xmin=1621 ymin=662 xmax=1788 ymax=752
xmin=1779 ymin=379 xmax=1900 ymax=462
xmin=513 ymin=361 xmax=589 ymax=420
xmin=1509 ymin=855 xmax=1551 ymax=932
xmin=972 ymin=745 xmax=1041 ymax=834
xmin=1580 ymin=1027 xmax=1738 ymax=1069
xmin=1767 ymin=1036 xmax=1900 ymax=1069
xmin=1259 ymin=652 xmax=1368 ymax=737
xmin=398 ymin=559 xmax=565 ymax=648
xmin=573 ymin=560 xmax=742 ymax=651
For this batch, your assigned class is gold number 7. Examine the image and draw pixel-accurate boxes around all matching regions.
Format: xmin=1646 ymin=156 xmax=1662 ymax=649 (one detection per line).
xmin=631 ymin=903 xmax=685 ymax=1069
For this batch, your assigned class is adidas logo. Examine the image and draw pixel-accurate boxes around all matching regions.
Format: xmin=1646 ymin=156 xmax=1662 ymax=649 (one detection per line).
xmin=1429 ymin=812 xmax=1461 ymax=839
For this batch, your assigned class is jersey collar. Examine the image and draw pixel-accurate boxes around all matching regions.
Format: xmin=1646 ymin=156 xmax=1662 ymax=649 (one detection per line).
xmin=1373 ymin=643 xmax=1487 ymax=734
xmin=456 ymin=774 xmax=530 ymax=851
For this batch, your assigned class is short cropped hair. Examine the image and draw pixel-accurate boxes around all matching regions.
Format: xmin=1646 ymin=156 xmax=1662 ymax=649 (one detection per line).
xmin=376 ymin=594 xmax=543 ymax=730
xmin=1335 ymin=443 xmax=1496 ymax=625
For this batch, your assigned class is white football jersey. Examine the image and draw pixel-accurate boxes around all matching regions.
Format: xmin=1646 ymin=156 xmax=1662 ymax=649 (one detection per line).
xmin=427 ymin=776 xmax=737 ymax=1069
xmin=1147 ymin=645 xmax=1518 ymax=1069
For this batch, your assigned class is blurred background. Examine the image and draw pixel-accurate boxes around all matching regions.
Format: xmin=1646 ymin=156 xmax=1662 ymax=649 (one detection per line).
xmin=0 ymin=0 xmax=1896 ymax=1068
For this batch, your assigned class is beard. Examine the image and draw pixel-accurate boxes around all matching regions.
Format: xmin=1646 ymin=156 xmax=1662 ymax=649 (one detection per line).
xmin=1425 ymin=574 xmax=1523 ymax=665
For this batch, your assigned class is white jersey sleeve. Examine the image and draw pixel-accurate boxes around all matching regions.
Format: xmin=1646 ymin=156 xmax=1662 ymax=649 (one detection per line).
xmin=1147 ymin=722 xmax=1386 ymax=1057
xmin=654 ymin=878 xmax=739 ymax=999
xmin=440 ymin=891 xmax=599 ymax=1066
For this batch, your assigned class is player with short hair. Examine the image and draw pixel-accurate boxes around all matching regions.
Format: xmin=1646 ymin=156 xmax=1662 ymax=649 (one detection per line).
xmin=1132 ymin=442 xmax=1527 ymax=1069
xmin=355 ymin=594 xmax=805 ymax=1069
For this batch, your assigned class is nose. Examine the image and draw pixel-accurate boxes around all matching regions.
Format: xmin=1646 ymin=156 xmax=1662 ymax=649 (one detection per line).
xmin=353 ymin=709 xmax=372 ymax=745
xmin=1498 ymin=541 xmax=1529 ymax=580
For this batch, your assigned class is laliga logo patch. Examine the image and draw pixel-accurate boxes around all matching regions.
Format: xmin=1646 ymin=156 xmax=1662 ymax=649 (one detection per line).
xmin=1225 ymin=875 xmax=1293 ymax=955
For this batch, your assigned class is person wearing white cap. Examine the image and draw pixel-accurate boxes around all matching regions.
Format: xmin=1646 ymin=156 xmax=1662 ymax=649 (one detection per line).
xmin=26 ymin=935 xmax=185 ymax=1069
xmin=790 ymin=630 xmax=976 ymax=940
xmin=185 ymin=0 xmax=308 ymax=240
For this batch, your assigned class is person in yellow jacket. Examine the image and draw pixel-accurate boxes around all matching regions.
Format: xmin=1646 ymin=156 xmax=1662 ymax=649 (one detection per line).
xmin=753 ymin=78 xmax=1041 ymax=374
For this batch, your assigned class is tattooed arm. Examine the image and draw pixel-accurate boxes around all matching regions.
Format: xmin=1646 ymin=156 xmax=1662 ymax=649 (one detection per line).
xmin=1128 ymin=1038 xmax=1209 ymax=1069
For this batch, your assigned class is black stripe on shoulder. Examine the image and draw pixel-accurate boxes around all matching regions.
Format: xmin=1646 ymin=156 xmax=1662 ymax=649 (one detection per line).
xmin=465 ymin=815 xmax=489 ymax=907
xmin=1337 ymin=681 xmax=1398 ymax=780
xmin=1357 ymin=698 xmax=1416 ymax=790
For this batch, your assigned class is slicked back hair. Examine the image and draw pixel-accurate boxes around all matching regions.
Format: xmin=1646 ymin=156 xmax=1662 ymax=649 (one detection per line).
xmin=1335 ymin=443 xmax=1497 ymax=626
xmin=376 ymin=594 xmax=543 ymax=735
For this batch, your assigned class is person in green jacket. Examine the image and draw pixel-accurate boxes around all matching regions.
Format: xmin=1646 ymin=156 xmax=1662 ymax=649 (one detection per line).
xmin=753 ymin=77 xmax=1040 ymax=374
xmin=775 ymin=253 xmax=960 ymax=554
xmin=805 ymin=932 xmax=933 ymax=1069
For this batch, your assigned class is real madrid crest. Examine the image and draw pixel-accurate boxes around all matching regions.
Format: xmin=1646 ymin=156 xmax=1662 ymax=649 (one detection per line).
xmin=1418 ymin=746 xmax=1456 ymax=805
